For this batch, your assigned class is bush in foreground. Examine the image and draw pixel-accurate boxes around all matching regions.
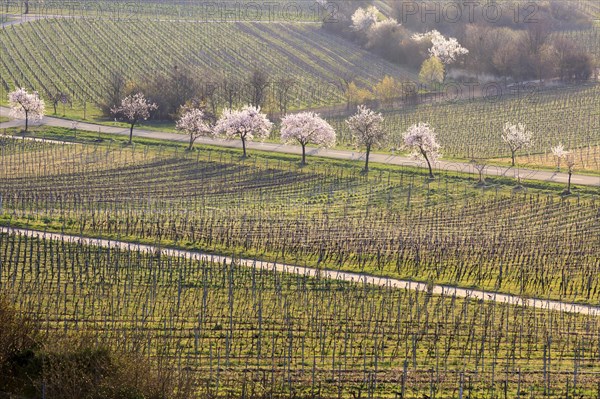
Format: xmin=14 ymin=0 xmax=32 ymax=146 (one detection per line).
xmin=0 ymin=295 xmax=192 ymax=399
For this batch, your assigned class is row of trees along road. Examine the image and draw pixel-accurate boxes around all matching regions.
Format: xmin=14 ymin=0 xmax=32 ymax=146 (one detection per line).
xmin=8 ymin=89 xmax=574 ymax=192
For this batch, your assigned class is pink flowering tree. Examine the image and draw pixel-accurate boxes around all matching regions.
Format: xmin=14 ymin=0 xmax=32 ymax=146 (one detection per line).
xmin=502 ymin=122 xmax=533 ymax=166
xmin=214 ymin=105 xmax=272 ymax=157
xmin=8 ymin=88 xmax=45 ymax=131
xmin=176 ymin=107 xmax=213 ymax=150
xmin=280 ymin=112 xmax=336 ymax=165
xmin=403 ymin=122 xmax=441 ymax=179
xmin=111 ymin=93 xmax=158 ymax=144
xmin=345 ymin=105 xmax=386 ymax=172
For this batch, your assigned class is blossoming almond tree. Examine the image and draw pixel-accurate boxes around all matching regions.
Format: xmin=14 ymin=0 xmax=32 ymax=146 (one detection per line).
xmin=280 ymin=112 xmax=336 ymax=165
xmin=412 ymin=30 xmax=469 ymax=65
xmin=502 ymin=122 xmax=533 ymax=166
xmin=214 ymin=105 xmax=272 ymax=157
xmin=403 ymin=122 xmax=441 ymax=179
xmin=551 ymin=143 xmax=568 ymax=171
xmin=346 ymin=105 xmax=386 ymax=172
xmin=176 ymin=108 xmax=213 ymax=150
xmin=8 ymin=88 xmax=45 ymax=131
xmin=351 ymin=6 xmax=378 ymax=32
xmin=111 ymin=93 xmax=158 ymax=144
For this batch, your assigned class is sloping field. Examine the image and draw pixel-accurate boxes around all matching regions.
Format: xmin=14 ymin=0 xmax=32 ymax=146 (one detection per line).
xmin=0 ymin=18 xmax=416 ymax=107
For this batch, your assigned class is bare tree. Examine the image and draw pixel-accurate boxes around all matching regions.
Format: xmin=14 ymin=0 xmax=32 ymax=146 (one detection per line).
xmin=98 ymin=70 xmax=126 ymax=116
xmin=564 ymin=154 xmax=576 ymax=195
xmin=199 ymin=78 xmax=219 ymax=117
xmin=222 ymin=77 xmax=241 ymax=110
xmin=274 ymin=77 xmax=296 ymax=114
xmin=470 ymin=159 xmax=487 ymax=185
xmin=247 ymin=68 xmax=270 ymax=108
xmin=46 ymin=90 xmax=69 ymax=115
xmin=335 ymin=71 xmax=356 ymax=110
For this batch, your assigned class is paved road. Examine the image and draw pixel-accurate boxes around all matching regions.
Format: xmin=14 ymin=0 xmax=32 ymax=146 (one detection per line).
xmin=2 ymin=226 xmax=599 ymax=316
xmin=1 ymin=109 xmax=598 ymax=187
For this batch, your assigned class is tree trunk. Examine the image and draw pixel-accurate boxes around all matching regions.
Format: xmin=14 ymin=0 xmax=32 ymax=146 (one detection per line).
xmin=567 ymin=170 xmax=572 ymax=194
xmin=189 ymin=134 xmax=194 ymax=151
xmin=24 ymin=110 xmax=28 ymax=131
xmin=301 ymin=143 xmax=306 ymax=165
xmin=511 ymin=151 xmax=516 ymax=167
xmin=424 ymin=153 xmax=434 ymax=178
xmin=241 ymin=137 xmax=247 ymax=157
xmin=364 ymin=145 xmax=371 ymax=172
xmin=129 ymin=123 xmax=134 ymax=144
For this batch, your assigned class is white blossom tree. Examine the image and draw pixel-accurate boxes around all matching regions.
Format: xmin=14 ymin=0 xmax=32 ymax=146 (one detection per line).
xmin=403 ymin=122 xmax=441 ymax=179
xmin=176 ymin=107 xmax=213 ymax=150
xmin=214 ymin=105 xmax=272 ymax=157
xmin=280 ymin=112 xmax=336 ymax=165
xmin=8 ymin=88 xmax=45 ymax=131
xmin=351 ymin=6 xmax=378 ymax=32
xmin=412 ymin=30 xmax=469 ymax=65
xmin=345 ymin=105 xmax=386 ymax=172
xmin=502 ymin=122 xmax=533 ymax=166
xmin=111 ymin=93 xmax=158 ymax=144
xmin=551 ymin=143 xmax=568 ymax=171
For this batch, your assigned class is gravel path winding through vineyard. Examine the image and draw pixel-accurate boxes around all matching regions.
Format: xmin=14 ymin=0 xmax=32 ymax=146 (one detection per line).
xmin=2 ymin=226 xmax=599 ymax=316
xmin=0 ymin=110 xmax=598 ymax=187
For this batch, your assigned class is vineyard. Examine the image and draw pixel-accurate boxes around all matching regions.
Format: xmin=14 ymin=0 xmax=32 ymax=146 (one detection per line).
xmin=3 ymin=228 xmax=600 ymax=398
xmin=328 ymin=83 xmax=600 ymax=162
xmin=0 ymin=0 xmax=330 ymax=22
xmin=1 ymin=139 xmax=598 ymax=306
xmin=1 ymin=1 xmax=599 ymax=396
xmin=0 ymin=17 xmax=415 ymax=109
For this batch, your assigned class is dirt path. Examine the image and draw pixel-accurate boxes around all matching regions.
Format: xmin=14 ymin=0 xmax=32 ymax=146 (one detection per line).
xmin=2 ymin=226 xmax=599 ymax=316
